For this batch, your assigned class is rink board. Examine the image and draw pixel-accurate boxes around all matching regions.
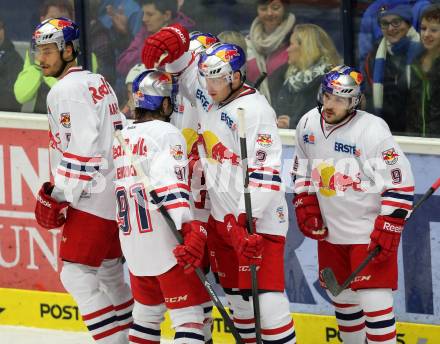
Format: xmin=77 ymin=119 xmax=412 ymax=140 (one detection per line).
xmin=1 ymin=113 xmax=440 ymax=341
xmin=0 ymin=288 xmax=439 ymax=343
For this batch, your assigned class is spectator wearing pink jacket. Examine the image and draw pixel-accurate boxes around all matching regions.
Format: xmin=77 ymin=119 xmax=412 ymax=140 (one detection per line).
xmin=116 ymin=0 xmax=194 ymax=77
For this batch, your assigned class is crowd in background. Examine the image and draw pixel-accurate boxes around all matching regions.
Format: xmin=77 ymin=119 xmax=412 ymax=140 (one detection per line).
xmin=0 ymin=0 xmax=439 ymax=138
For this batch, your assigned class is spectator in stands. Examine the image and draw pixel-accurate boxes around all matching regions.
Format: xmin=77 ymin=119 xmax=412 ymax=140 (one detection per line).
xmin=406 ymin=4 xmax=440 ymax=137
xmin=13 ymin=0 xmax=73 ymax=113
xmin=0 ymin=16 xmax=23 ymax=112
xmin=364 ymin=3 xmax=422 ymax=134
xmin=88 ymin=0 xmax=117 ymax=86
xmin=358 ymin=0 xmax=432 ymax=73
xmin=246 ymin=0 xmax=295 ymax=105
xmin=100 ymin=0 xmax=142 ymax=58
xmin=116 ymin=0 xmax=194 ymax=78
xmin=121 ymin=63 xmax=146 ymax=119
xmin=275 ymin=24 xmax=341 ymax=129
xmin=218 ymin=30 xmax=248 ymax=52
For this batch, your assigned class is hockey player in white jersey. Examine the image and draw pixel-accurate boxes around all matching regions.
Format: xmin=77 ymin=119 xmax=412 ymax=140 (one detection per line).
xmin=169 ymin=32 xmax=220 ymax=343
xmin=32 ymin=18 xmax=133 ymax=343
xmin=142 ymin=24 xmax=296 ymax=343
xmin=113 ymin=69 xmax=211 ymax=343
xmin=292 ymin=65 xmax=414 ymax=344
xmin=169 ymin=31 xmax=220 ymax=225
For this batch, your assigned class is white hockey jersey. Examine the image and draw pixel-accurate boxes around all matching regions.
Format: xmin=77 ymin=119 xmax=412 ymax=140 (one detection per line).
xmin=171 ymin=90 xmax=211 ymax=222
xmin=46 ymin=67 xmax=124 ymax=220
xmin=292 ymin=108 xmax=415 ymax=244
xmin=112 ymin=120 xmax=192 ymax=276
xmin=177 ymin=64 xmax=288 ymax=236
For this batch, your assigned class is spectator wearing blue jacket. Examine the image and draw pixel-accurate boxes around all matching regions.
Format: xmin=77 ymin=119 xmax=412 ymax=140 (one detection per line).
xmin=364 ymin=3 xmax=422 ymax=133
xmin=358 ymin=0 xmax=432 ymax=72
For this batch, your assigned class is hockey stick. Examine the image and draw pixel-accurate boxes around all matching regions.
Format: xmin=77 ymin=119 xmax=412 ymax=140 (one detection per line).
xmin=237 ymin=107 xmax=262 ymax=344
xmin=322 ymin=177 xmax=440 ymax=297
xmin=114 ymin=131 xmax=244 ymax=344
xmin=413 ymin=177 xmax=440 ymax=212
xmin=253 ymin=72 xmax=267 ymax=90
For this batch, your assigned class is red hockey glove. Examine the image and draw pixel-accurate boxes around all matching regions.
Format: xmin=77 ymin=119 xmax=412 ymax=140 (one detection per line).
xmin=34 ymin=182 xmax=69 ymax=229
xmin=293 ymin=192 xmax=328 ymax=240
xmin=224 ymin=213 xmax=264 ymax=266
xmin=173 ymin=220 xmax=207 ymax=274
xmin=142 ymin=23 xmax=190 ymax=68
xmin=369 ymin=215 xmax=405 ymax=263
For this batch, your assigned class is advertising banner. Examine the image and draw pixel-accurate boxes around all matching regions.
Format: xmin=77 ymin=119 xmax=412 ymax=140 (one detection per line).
xmin=0 ymin=117 xmax=439 ymax=341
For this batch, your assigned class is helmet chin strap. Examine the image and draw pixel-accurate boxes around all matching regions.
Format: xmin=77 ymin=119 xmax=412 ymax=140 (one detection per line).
xmin=52 ymin=49 xmax=77 ymax=78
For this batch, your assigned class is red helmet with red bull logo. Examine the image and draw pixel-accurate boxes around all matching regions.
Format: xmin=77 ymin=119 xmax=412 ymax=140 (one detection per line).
xmin=32 ymin=17 xmax=80 ymax=56
xmin=189 ymin=31 xmax=220 ymax=54
xmin=318 ymin=65 xmax=363 ymax=110
xmin=198 ymin=42 xmax=246 ymax=82
xmin=132 ymin=69 xmax=176 ymax=111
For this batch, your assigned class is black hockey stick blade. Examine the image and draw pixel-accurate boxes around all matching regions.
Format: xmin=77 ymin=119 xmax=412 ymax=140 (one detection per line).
xmin=322 ymin=246 xmax=381 ymax=297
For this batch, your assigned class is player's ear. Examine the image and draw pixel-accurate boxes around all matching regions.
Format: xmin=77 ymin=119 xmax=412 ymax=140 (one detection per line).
xmin=63 ymin=43 xmax=74 ymax=60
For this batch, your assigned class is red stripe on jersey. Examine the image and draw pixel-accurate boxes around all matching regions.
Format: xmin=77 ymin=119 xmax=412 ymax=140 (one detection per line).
xmin=249 ymin=181 xmax=280 ymax=191
xmin=364 ymin=307 xmax=393 ymax=317
xmin=57 ymin=168 xmax=92 ymax=181
xmin=243 ymin=338 xmax=257 ymax=343
xmin=294 ymin=180 xmax=311 ymax=187
xmin=82 ymin=305 xmax=114 ymax=321
xmin=115 ymin=298 xmax=134 ymax=311
xmin=154 ymin=183 xmax=190 ymax=194
xmin=384 ymin=186 xmax=415 ymax=192
xmin=63 ymin=152 xmax=101 ymax=162
xmin=261 ymin=320 xmax=294 ymax=335
xmin=249 ymin=167 xmax=280 ymax=174
xmin=333 ymin=302 xmax=359 ymax=308
xmin=233 ymin=317 xmax=255 ymax=324
xmin=164 ymin=202 xmax=190 ymax=210
xmin=338 ymin=323 xmax=366 ymax=333
xmin=381 ymin=200 xmax=412 ymax=210
xmin=366 ymin=330 xmax=396 ymax=342
xmin=128 ymin=335 xmax=160 ymax=343
xmin=119 ymin=322 xmax=132 ymax=331
xmin=93 ymin=326 xmax=121 ymax=340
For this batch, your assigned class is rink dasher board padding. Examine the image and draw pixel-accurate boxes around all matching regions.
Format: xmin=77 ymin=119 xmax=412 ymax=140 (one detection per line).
xmin=0 ymin=288 xmax=439 ymax=343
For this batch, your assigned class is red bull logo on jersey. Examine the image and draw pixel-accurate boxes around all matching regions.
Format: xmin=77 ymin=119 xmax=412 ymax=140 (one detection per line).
xmin=113 ymin=138 xmax=147 ymax=159
xmin=256 ymin=134 xmax=273 ymax=148
xmin=59 ymin=113 xmax=71 ymax=128
xmin=170 ymin=144 xmax=184 ymax=161
xmin=215 ymin=48 xmax=240 ymax=62
xmin=276 ymin=206 xmax=286 ymax=223
xmin=89 ymin=77 xmax=113 ymax=104
xmin=382 ymin=148 xmax=399 ymax=165
xmin=311 ymin=162 xmax=364 ymax=197
xmin=203 ymin=130 xmax=240 ymax=165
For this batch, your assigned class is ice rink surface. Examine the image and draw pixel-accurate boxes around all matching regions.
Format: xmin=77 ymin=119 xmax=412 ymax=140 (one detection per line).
xmin=0 ymin=326 xmax=173 ymax=344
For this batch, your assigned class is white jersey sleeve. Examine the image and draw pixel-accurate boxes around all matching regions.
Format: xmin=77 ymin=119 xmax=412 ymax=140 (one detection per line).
xmin=237 ymin=104 xmax=283 ymax=219
xmin=363 ymin=120 xmax=415 ymax=219
xmin=292 ymin=112 xmax=315 ymax=194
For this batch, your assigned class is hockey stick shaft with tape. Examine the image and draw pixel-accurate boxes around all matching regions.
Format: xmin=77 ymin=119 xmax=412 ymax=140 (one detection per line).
xmin=237 ymin=107 xmax=262 ymax=344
